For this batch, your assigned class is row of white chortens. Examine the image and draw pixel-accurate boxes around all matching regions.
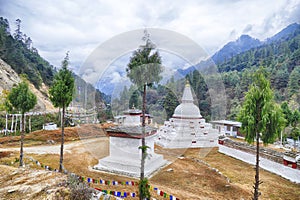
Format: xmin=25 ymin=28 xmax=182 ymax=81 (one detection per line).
xmin=94 ymin=81 xmax=219 ymax=177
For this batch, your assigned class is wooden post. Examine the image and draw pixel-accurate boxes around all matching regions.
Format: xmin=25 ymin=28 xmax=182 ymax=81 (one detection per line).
xmin=24 ymin=114 xmax=26 ymax=133
xmin=15 ymin=115 xmax=18 ymax=133
xmin=29 ymin=116 xmax=31 ymax=133
xmin=20 ymin=115 xmax=22 ymax=132
xmin=5 ymin=113 xmax=8 ymax=136
xmin=11 ymin=114 xmax=14 ymax=133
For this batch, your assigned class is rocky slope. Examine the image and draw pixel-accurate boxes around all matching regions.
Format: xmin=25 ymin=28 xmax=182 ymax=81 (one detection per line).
xmin=0 ymin=58 xmax=55 ymax=111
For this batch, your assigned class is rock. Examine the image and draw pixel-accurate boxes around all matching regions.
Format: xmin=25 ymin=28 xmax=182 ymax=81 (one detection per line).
xmin=167 ymin=168 xmax=173 ymax=172
xmin=226 ymin=177 xmax=231 ymax=183
xmin=8 ymin=189 xmax=16 ymax=193
xmin=47 ymin=140 xmax=55 ymax=145
xmin=21 ymin=186 xmax=32 ymax=193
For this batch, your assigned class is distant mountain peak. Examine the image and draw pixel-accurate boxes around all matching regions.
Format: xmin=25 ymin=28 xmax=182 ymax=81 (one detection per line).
xmin=211 ymin=34 xmax=261 ymax=64
xmin=266 ymin=23 xmax=300 ymax=43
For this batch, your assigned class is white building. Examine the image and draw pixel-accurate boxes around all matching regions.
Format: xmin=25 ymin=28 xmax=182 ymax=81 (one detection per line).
xmin=43 ymin=122 xmax=58 ymax=130
xmin=210 ymin=120 xmax=242 ymax=137
xmin=156 ymin=81 xmax=219 ymax=148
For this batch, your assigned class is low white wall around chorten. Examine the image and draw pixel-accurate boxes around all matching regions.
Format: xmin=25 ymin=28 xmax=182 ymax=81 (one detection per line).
xmin=156 ymin=118 xmax=219 ymax=148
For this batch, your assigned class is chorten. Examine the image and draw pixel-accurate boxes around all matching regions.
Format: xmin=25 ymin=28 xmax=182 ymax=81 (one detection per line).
xmin=94 ymin=107 xmax=167 ymax=177
xmin=156 ymin=81 xmax=219 ymax=148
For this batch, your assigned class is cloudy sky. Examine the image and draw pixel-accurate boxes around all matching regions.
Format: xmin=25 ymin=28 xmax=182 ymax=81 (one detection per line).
xmin=1 ymin=0 xmax=300 ymax=71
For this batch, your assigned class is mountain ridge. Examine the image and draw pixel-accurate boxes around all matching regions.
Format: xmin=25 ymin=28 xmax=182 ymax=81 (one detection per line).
xmin=212 ymin=34 xmax=261 ymax=64
xmin=177 ymin=22 xmax=300 ymax=76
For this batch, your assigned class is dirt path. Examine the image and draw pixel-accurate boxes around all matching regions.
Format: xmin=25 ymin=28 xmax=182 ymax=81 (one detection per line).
xmin=0 ymin=137 xmax=108 ymax=155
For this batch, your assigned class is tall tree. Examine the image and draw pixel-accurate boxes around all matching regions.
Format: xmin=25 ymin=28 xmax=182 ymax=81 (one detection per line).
xmin=126 ymin=30 xmax=163 ymax=200
xmin=281 ymin=101 xmax=293 ymax=145
xmin=238 ymin=67 xmax=285 ymax=200
xmin=13 ymin=19 xmax=22 ymax=41
xmin=288 ymin=66 xmax=300 ymax=96
xmin=6 ymin=80 xmax=37 ymax=166
xmin=290 ymin=110 xmax=300 ymax=149
xmin=49 ymin=52 xmax=74 ymax=172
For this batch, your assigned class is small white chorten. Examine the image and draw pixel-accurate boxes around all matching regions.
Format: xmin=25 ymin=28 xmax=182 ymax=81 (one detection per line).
xmin=94 ymin=108 xmax=167 ymax=177
xmin=156 ymin=81 xmax=219 ymax=148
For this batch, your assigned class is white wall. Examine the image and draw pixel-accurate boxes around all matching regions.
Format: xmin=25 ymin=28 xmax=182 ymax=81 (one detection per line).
xmin=219 ymin=145 xmax=300 ymax=183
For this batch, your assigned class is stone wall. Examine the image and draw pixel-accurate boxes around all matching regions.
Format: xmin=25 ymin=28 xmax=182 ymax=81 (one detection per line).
xmin=221 ymin=139 xmax=284 ymax=164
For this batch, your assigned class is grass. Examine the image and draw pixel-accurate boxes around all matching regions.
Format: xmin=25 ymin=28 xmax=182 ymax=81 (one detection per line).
xmin=0 ymin=124 xmax=107 ymax=147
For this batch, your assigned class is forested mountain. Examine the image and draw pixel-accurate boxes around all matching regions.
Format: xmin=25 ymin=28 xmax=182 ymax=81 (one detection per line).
xmin=212 ymin=34 xmax=261 ymax=64
xmin=0 ymin=17 xmax=110 ymax=120
xmin=114 ymin=23 xmax=300 ymax=122
xmin=266 ymin=23 xmax=300 ymax=43
xmin=0 ymin=17 xmax=54 ymax=89
xmin=215 ymin=23 xmax=300 ymax=119
xmin=1 ymin=16 xmax=299 ymax=122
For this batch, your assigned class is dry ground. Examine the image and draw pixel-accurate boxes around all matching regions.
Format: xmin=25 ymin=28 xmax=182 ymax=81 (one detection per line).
xmin=0 ymin=125 xmax=299 ymax=199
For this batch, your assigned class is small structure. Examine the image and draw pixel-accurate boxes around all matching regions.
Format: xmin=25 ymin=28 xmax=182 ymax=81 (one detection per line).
xmin=66 ymin=106 xmax=97 ymax=124
xmin=156 ymin=81 xmax=219 ymax=148
xmin=94 ymin=108 xmax=167 ymax=177
xmin=43 ymin=122 xmax=57 ymax=130
xmin=283 ymin=151 xmax=300 ymax=169
xmin=210 ymin=120 xmax=242 ymax=137
xmin=114 ymin=107 xmax=152 ymax=126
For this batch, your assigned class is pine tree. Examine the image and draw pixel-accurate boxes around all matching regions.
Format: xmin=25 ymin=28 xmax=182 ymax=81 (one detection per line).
xmin=238 ymin=67 xmax=285 ymax=200
xmin=126 ymin=30 xmax=163 ymax=200
xmin=49 ymin=52 xmax=74 ymax=172
xmin=6 ymin=80 xmax=37 ymax=166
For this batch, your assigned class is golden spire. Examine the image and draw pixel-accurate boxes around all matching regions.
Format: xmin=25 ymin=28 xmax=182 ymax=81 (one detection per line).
xmin=185 ymin=79 xmax=190 ymax=87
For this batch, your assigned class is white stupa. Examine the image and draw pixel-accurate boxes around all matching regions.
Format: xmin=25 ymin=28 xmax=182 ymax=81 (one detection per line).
xmin=156 ymin=81 xmax=219 ymax=148
xmin=94 ymin=108 xmax=167 ymax=177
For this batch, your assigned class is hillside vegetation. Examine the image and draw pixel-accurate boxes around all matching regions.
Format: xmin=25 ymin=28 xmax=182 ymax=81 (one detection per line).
xmin=113 ymin=23 xmax=300 ymax=121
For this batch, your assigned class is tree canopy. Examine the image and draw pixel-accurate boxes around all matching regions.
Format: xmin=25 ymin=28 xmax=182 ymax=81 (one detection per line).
xmin=238 ymin=68 xmax=285 ymax=143
xmin=126 ymin=40 xmax=163 ymax=88
xmin=7 ymin=81 xmax=37 ymax=114
xmin=49 ymin=53 xmax=74 ymax=109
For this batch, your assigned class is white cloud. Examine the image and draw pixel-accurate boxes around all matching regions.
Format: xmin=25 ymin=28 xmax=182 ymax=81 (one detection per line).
xmin=0 ymin=0 xmax=299 ymax=69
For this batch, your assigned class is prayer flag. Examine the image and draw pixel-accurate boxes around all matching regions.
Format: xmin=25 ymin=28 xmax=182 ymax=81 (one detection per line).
xmin=160 ymin=191 xmax=164 ymax=196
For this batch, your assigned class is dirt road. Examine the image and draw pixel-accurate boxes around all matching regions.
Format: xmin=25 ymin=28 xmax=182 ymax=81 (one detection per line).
xmin=0 ymin=137 xmax=109 ymax=157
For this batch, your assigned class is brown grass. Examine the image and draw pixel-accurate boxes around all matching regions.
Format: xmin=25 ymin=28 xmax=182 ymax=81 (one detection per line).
xmin=198 ymin=148 xmax=300 ymax=200
xmin=0 ymin=124 xmax=108 ymax=147
xmin=1 ymin=125 xmax=300 ymax=199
